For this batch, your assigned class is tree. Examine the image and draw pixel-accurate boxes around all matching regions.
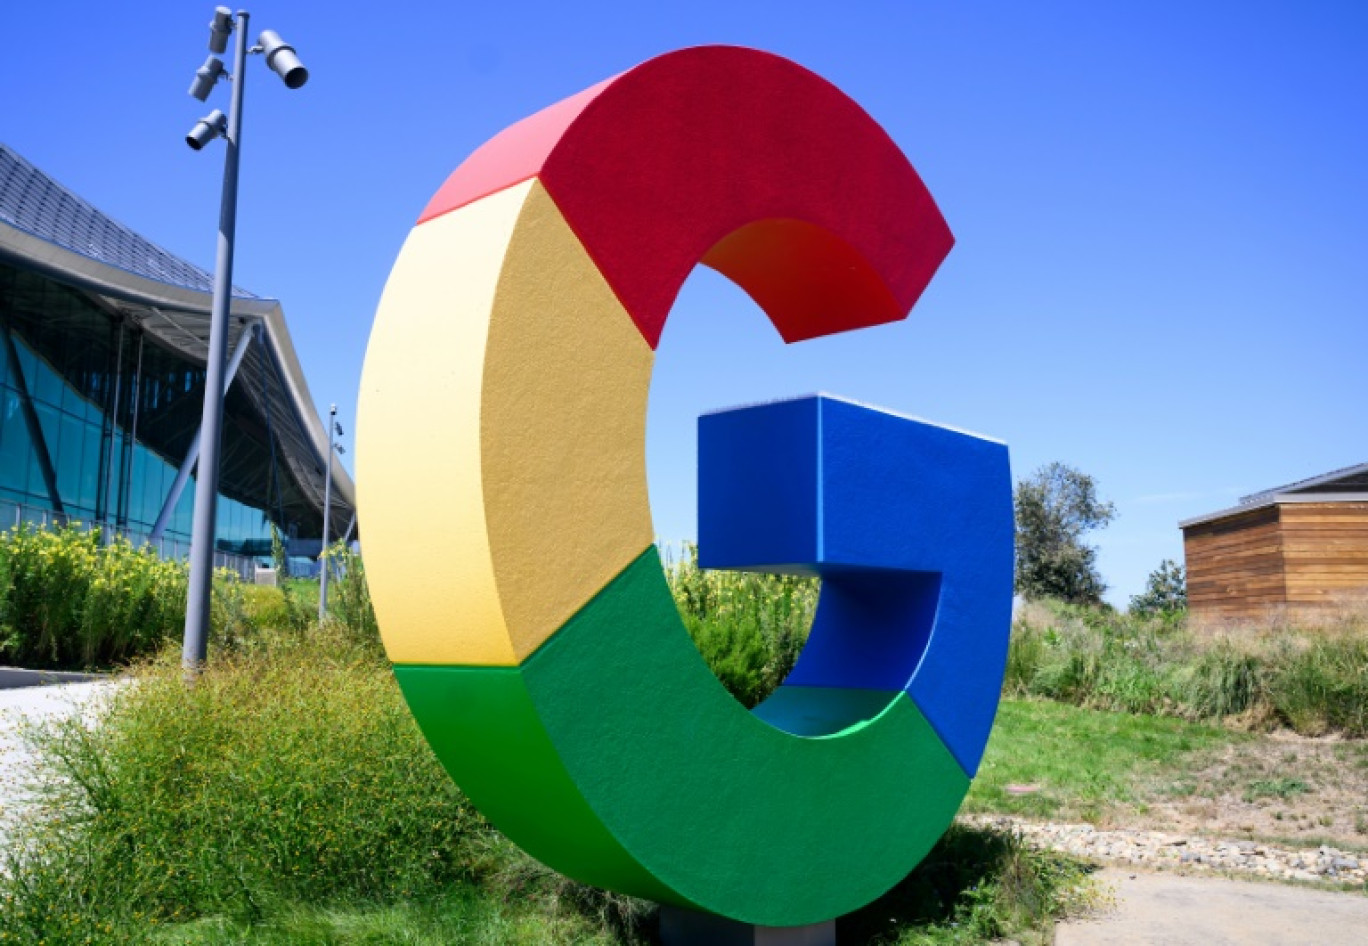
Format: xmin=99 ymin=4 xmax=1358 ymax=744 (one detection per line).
xmin=1013 ymin=462 xmax=1116 ymax=604
xmin=270 ymin=522 xmax=291 ymax=579
xmin=1130 ymin=559 xmax=1187 ymax=615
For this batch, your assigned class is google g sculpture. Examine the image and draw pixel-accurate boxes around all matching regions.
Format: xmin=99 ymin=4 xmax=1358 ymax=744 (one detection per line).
xmin=357 ymin=46 xmax=1013 ymax=929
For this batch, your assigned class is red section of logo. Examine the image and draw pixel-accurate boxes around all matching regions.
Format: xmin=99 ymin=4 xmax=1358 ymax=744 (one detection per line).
xmin=419 ymin=46 xmax=953 ymax=349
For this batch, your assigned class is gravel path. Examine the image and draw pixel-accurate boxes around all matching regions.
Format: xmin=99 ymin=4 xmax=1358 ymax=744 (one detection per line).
xmin=969 ymin=816 xmax=1368 ymax=944
xmin=965 ymin=814 xmax=1366 ymax=886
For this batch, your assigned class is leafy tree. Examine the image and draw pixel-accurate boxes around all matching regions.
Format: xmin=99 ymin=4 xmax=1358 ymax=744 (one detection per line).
xmin=270 ymin=522 xmax=290 ymax=579
xmin=1013 ymin=462 xmax=1115 ymax=604
xmin=1129 ymin=559 xmax=1187 ymax=615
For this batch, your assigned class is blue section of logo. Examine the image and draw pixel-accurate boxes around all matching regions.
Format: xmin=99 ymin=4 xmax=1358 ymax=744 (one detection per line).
xmin=698 ymin=394 xmax=1013 ymax=775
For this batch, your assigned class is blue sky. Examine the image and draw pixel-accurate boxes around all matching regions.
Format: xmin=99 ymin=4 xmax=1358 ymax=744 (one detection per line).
xmin=5 ymin=1 xmax=1365 ymax=606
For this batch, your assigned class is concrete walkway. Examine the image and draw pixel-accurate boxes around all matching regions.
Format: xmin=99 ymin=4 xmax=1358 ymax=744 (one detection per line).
xmin=0 ymin=667 xmax=105 ymax=689
xmin=0 ymin=679 xmax=116 ymax=853
xmin=1056 ymin=867 xmax=1368 ymax=945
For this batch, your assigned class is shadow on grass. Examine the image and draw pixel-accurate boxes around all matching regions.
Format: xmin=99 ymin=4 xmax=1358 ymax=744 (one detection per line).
xmin=546 ymin=822 xmax=1095 ymax=945
xmin=836 ymin=823 xmax=1095 ymax=945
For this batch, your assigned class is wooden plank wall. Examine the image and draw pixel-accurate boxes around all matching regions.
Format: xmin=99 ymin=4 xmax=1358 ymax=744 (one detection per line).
xmin=1183 ymin=501 xmax=1368 ymax=621
xmin=1183 ymin=505 xmax=1284 ymax=620
xmin=1279 ymin=502 xmax=1368 ymax=612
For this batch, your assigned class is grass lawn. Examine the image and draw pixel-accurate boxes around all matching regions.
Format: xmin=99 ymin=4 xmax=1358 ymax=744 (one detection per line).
xmin=966 ymin=698 xmax=1249 ymax=823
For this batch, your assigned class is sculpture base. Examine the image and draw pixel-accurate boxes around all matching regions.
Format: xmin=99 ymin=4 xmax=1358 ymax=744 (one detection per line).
xmin=659 ymin=906 xmax=835 ymax=946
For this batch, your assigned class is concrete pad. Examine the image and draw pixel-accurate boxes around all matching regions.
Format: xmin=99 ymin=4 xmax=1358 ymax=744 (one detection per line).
xmin=660 ymin=905 xmax=834 ymax=945
xmin=1055 ymin=867 xmax=1368 ymax=946
xmin=0 ymin=680 xmax=118 ymax=854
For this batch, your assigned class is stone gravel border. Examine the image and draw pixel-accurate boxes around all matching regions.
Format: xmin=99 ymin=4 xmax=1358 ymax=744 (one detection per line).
xmin=965 ymin=815 xmax=1366 ymax=887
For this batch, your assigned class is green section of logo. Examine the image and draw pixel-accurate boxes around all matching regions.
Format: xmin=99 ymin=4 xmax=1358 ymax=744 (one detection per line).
xmin=394 ymin=547 xmax=969 ymax=926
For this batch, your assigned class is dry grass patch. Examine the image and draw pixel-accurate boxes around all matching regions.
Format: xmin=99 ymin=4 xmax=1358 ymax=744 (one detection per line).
xmin=1140 ymin=731 xmax=1368 ymax=853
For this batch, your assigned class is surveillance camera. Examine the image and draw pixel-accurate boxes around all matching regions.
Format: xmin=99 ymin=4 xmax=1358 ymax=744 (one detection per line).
xmin=258 ymin=30 xmax=308 ymax=89
xmin=188 ymin=55 xmax=225 ymax=101
xmin=186 ymin=109 xmax=226 ymax=151
xmin=208 ymin=7 xmax=234 ymax=54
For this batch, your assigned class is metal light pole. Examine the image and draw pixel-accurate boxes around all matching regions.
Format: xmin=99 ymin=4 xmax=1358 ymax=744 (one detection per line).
xmin=181 ymin=7 xmax=308 ymax=672
xmin=318 ymin=403 xmax=338 ymax=623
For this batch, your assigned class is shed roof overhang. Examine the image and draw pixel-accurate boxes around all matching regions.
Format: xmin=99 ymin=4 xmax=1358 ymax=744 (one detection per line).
xmin=1180 ymin=485 xmax=1368 ymax=530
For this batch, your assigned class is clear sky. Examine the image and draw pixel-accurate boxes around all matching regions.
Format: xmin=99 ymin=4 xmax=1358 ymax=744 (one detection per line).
xmin=5 ymin=1 xmax=1365 ymax=607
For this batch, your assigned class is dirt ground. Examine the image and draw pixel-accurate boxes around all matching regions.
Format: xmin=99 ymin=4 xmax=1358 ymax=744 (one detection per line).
xmin=1112 ymin=730 xmax=1368 ymax=853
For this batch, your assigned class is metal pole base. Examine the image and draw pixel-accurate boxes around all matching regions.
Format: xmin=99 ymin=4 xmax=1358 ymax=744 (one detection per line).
xmin=659 ymin=906 xmax=835 ymax=946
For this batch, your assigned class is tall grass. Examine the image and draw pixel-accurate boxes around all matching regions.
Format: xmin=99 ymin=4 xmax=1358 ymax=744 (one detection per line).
xmin=0 ymin=629 xmax=485 ymax=943
xmin=663 ymin=542 xmax=818 ymax=707
xmin=665 ymin=547 xmax=1368 ymax=738
xmin=1 ymin=612 xmax=1093 ymax=945
xmin=319 ymin=542 xmax=380 ymax=648
xmin=1007 ymin=599 xmax=1368 ymax=736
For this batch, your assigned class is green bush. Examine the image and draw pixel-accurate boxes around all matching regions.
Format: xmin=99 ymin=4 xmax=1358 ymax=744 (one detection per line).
xmin=237 ymin=583 xmax=311 ymax=636
xmin=664 ymin=543 xmax=817 ymax=707
xmin=1008 ymin=599 xmax=1368 ymax=736
xmin=0 ymin=524 xmax=187 ymax=670
xmin=320 ymin=542 xmax=380 ymax=650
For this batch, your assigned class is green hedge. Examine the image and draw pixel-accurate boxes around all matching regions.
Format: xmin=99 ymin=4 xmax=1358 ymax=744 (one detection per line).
xmin=0 ymin=524 xmax=186 ymax=669
xmin=0 ymin=526 xmax=377 ymax=672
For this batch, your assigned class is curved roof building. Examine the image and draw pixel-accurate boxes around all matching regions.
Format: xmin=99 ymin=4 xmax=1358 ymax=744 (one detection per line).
xmin=0 ymin=143 xmax=353 ymax=562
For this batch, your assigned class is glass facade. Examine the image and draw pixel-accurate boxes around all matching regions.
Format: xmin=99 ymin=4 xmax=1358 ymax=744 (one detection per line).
xmin=0 ymin=261 xmax=292 ymax=558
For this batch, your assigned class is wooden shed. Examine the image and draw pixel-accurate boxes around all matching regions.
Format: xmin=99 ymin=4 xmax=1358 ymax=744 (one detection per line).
xmin=1180 ymin=463 xmax=1368 ymax=621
